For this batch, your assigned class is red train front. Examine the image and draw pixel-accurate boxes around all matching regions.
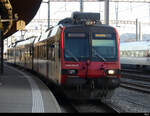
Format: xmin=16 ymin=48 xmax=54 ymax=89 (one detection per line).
xmin=59 ymin=12 xmax=120 ymax=99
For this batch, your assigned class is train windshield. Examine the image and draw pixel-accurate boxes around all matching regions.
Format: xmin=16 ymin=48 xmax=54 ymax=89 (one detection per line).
xmin=92 ymin=33 xmax=117 ymax=61
xmin=64 ymin=32 xmax=89 ymax=61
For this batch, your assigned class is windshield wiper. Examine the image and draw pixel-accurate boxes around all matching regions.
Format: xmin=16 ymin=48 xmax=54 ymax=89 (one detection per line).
xmin=65 ymin=49 xmax=79 ymax=62
xmin=92 ymin=48 xmax=106 ymax=62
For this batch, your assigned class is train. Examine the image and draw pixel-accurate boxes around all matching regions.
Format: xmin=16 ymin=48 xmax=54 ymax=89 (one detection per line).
xmin=6 ymin=12 xmax=121 ymax=100
xmin=120 ymin=41 xmax=150 ymax=69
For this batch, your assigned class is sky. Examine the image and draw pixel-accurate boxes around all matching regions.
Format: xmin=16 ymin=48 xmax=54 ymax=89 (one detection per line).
xmin=4 ymin=1 xmax=150 ymax=52
xmin=28 ymin=2 xmax=150 ymax=36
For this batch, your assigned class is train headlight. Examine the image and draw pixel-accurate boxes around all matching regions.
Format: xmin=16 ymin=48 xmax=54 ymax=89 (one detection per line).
xmin=68 ymin=69 xmax=77 ymax=75
xmin=107 ymin=70 xmax=115 ymax=75
xmin=62 ymin=69 xmax=78 ymax=75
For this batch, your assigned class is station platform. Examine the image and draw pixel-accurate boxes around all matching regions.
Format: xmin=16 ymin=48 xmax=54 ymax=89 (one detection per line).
xmin=0 ymin=64 xmax=61 ymax=113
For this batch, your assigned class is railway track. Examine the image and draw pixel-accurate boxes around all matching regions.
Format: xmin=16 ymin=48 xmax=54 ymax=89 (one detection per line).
xmin=120 ymin=69 xmax=150 ymax=94
xmin=42 ymin=77 xmax=123 ymax=113
xmin=121 ymin=69 xmax=150 ymax=76
xmin=63 ymin=99 xmax=123 ymax=113
xmin=50 ymin=87 xmax=123 ymax=113
xmin=120 ymin=82 xmax=150 ymax=94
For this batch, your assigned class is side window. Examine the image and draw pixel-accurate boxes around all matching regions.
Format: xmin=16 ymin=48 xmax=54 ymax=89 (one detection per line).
xmin=120 ymin=51 xmax=122 ymax=56
xmin=48 ymin=45 xmax=51 ymax=59
xmin=47 ymin=44 xmax=55 ymax=60
xmin=139 ymin=50 xmax=143 ymax=57
xmin=40 ymin=46 xmax=42 ymax=59
xmin=29 ymin=46 xmax=32 ymax=56
xmin=34 ymin=46 xmax=36 ymax=59
xmin=52 ymin=44 xmax=55 ymax=61
xmin=58 ymin=42 xmax=60 ymax=59
xmin=44 ymin=45 xmax=47 ymax=59
xmin=127 ymin=51 xmax=129 ymax=56
xmin=148 ymin=50 xmax=150 ymax=57
xmin=131 ymin=51 xmax=134 ymax=57
xmin=37 ymin=46 xmax=40 ymax=59
xmin=144 ymin=50 xmax=147 ymax=57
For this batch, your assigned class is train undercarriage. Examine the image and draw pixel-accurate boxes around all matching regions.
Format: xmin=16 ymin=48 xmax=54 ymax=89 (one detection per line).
xmin=62 ymin=77 xmax=120 ymax=100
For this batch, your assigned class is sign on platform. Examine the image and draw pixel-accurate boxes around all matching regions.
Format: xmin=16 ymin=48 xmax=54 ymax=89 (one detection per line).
xmin=16 ymin=20 xmax=26 ymax=30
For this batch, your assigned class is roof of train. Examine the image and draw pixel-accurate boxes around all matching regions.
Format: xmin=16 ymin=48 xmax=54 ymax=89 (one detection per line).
xmin=120 ymin=41 xmax=150 ymax=50
xmin=15 ymin=36 xmax=37 ymax=47
xmin=62 ymin=23 xmax=115 ymax=29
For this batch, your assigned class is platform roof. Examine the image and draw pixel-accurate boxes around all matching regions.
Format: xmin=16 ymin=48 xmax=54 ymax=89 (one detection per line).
xmin=0 ymin=0 xmax=42 ymax=40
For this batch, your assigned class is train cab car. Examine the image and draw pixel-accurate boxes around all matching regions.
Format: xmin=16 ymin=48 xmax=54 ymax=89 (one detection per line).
xmin=41 ymin=12 xmax=121 ymax=99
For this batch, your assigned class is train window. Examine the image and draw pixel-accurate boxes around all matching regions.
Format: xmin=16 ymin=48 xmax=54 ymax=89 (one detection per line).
xmin=137 ymin=51 xmax=140 ymax=57
xmin=129 ymin=51 xmax=132 ymax=56
xmin=34 ymin=47 xmax=36 ymax=58
xmin=43 ymin=45 xmax=47 ymax=59
xmin=41 ymin=46 xmax=43 ymax=58
xmin=127 ymin=51 xmax=129 ymax=56
xmin=40 ymin=46 xmax=43 ymax=58
xmin=148 ymin=50 xmax=150 ymax=57
xmin=127 ymin=51 xmax=130 ymax=56
xmin=36 ymin=46 xmax=38 ymax=59
xmin=64 ymin=32 xmax=89 ymax=61
xmin=144 ymin=50 xmax=147 ymax=57
xmin=40 ymin=46 xmax=42 ymax=58
xmin=134 ymin=51 xmax=136 ymax=57
xmin=142 ymin=51 xmax=145 ymax=57
xmin=47 ymin=44 xmax=55 ymax=60
xmin=48 ymin=45 xmax=51 ymax=59
xmin=29 ymin=47 xmax=32 ymax=56
xmin=92 ymin=39 xmax=117 ymax=60
xmin=125 ymin=51 xmax=128 ymax=56
xmin=52 ymin=45 xmax=55 ymax=61
xmin=122 ymin=51 xmax=124 ymax=56
xmin=131 ymin=51 xmax=134 ymax=57
xmin=124 ymin=51 xmax=126 ymax=56
xmin=120 ymin=51 xmax=122 ymax=56
xmin=26 ymin=48 xmax=29 ymax=57
xmin=37 ymin=46 xmax=39 ymax=59
xmin=139 ymin=50 xmax=144 ymax=57
xmin=135 ymin=51 xmax=138 ymax=57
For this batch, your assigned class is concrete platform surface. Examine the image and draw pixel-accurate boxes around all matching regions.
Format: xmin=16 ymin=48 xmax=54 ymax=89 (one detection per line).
xmin=0 ymin=64 xmax=61 ymax=113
